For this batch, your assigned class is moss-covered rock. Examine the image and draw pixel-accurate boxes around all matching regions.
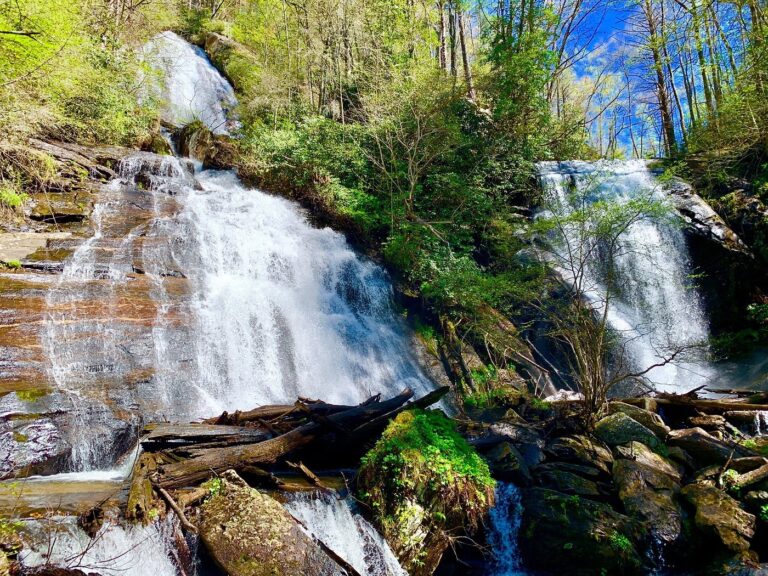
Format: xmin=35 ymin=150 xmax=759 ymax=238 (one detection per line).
xmin=519 ymin=487 xmax=645 ymax=575
xmin=544 ymin=435 xmax=614 ymax=475
xmin=594 ymin=412 xmax=660 ymax=449
xmin=608 ymin=402 xmax=671 ymax=440
xmin=198 ymin=470 xmax=346 ymax=576
xmin=682 ymin=483 xmax=756 ymax=553
xmin=358 ymin=410 xmax=495 ymax=576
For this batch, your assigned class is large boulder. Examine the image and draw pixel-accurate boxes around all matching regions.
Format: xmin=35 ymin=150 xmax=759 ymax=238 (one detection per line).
xmin=519 ymin=487 xmax=645 ymax=575
xmin=615 ymin=441 xmax=684 ymax=482
xmin=668 ymin=427 xmax=751 ymax=467
xmin=483 ymin=441 xmax=532 ymax=485
xmin=177 ymin=121 xmax=237 ymax=169
xmin=594 ymin=413 xmax=660 ymax=449
xmin=534 ymin=465 xmax=605 ymax=498
xmin=608 ymin=402 xmax=671 ymax=440
xmin=198 ymin=470 xmax=347 ymax=576
xmin=545 ymin=435 xmax=614 ymax=475
xmin=681 ymin=483 xmax=756 ymax=553
xmin=613 ymin=457 xmax=682 ymax=544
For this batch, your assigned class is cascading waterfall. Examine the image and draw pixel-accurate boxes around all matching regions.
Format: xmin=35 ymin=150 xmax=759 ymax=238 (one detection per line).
xmin=537 ymin=160 xmax=714 ymax=393
xmin=285 ymin=492 xmax=406 ymax=576
xmin=29 ymin=30 xmax=435 ymax=572
xmin=42 ymin=36 xmax=433 ymax=472
xmin=487 ymin=483 xmax=526 ymax=576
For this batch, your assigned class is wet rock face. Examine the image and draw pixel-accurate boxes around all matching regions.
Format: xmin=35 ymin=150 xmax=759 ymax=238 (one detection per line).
xmin=664 ymin=178 xmax=751 ymax=255
xmin=176 ymin=122 xmax=236 ymax=169
xmin=613 ymin=457 xmax=682 ymax=545
xmin=198 ymin=470 xmax=346 ymax=576
xmin=519 ymin=487 xmax=645 ymax=576
xmin=0 ymin=417 xmax=70 ymax=479
xmin=544 ymin=435 xmax=614 ymax=474
xmin=682 ymin=483 xmax=756 ymax=553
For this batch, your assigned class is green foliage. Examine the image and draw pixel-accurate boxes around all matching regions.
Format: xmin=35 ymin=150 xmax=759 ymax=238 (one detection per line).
xmin=609 ymin=531 xmax=633 ymax=554
xmin=0 ymin=186 xmax=27 ymax=211
xmin=203 ymin=477 xmax=223 ymax=499
xmin=359 ymin=409 xmax=494 ymax=534
xmin=760 ymin=504 xmax=768 ymax=524
xmin=2 ymin=260 xmax=21 ymax=270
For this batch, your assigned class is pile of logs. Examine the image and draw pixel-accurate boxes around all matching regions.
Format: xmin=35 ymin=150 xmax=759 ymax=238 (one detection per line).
xmin=127 ymin=386 xmax=449 ymax=523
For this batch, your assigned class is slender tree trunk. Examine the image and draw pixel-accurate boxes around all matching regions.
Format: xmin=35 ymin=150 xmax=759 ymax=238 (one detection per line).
xmin=643 ymin=0 xmax=677 ymax=156
xmin=457 ymin=6 xmax=475 ymax=100
xmin=437 ymin=1 xmax=447 ymax=70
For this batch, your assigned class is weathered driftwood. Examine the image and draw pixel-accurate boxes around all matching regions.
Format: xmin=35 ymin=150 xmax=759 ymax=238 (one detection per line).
xmin=734 ymin=462 xmax=768 ymax=489
xmin=141 ymin=423 xmax=269 ymax=451
xmin=202 ymin=399 xmax=360 ymax=426
xmin=157 ymin=388 xmax=418 ymax=488
xmin=158 ymin=486 xmax=198 ymax=534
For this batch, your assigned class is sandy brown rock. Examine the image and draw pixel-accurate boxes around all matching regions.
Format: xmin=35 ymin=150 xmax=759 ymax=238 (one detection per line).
xmin=682 ymin=483 xmax=756 ymax=553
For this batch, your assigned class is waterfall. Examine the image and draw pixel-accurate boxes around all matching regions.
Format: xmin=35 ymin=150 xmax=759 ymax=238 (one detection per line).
xmin=142 ymin=31 xmax=239 ymax=134
xmin=487 ymin=483 xmax=526 ymax=576
xmin=19 ymin=517 xmax=180 ymax=576
xmin=537 ymin=160 xmax=714 ymax=393
xmin=42 ymin=32 xmax=432 ymax=468
xmin=285 ymin=492 xmax=406 ymax=576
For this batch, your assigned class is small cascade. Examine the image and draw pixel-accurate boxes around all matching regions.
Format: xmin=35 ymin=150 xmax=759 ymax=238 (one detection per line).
xmin=537 ymin=160 xmax=714 ymax=393
xmin=487 ymin=483 xmax=526 ymax=576
xmin=755 ymin=411 xmax=768 ymax=436
xmin=19 ymin=517 xmax=180 ymax=576
xmin=284 ymin=491 xmax=406 ymax=576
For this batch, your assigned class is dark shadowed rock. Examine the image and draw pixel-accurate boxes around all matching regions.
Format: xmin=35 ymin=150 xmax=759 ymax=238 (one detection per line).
xmin=668 ymin=428 xmax=751 ymax=467
xmin=534 ymin=466 xmax=604 ymax=498
xmin=615 ymin=441 xmax=684 ymax=482
xmin=483 ymin=441 xmax=531 ymax=485
xmin=198 ymin=470 xmax=346 ymax=576
xmin=519 ymin=487 xmax=644 ymax=576
xmin=545 ymin=435 xmax=614 ymax=475
xmin=682 ymin=483 xmax=756 ymax=553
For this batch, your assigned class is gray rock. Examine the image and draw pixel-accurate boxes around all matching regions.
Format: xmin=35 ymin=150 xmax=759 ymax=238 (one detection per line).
xmin=545 ymin=435 xmax=614 ymax=475
xmin=608 ymin=402 xmax=671 ymax=440
xmin=594 ymin=412 xmax=660 ymax=449
xmin=663 ymin=178 xmax=751 ymax=255
xmin=668 ymin=428 xmax=751 ymax=467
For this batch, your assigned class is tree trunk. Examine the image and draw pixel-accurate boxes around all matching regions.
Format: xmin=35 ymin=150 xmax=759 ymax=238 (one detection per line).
xmin=457 ymin=7 xmax=475 ymax=100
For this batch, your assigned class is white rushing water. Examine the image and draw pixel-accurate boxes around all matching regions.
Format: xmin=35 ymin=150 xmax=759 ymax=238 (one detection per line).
xmin=285 ymin=492 xmax=406 ymax=576
xmin=43 ymin=32 xmax=432 ymax=468
xmin=143 ymin=31 xmax=238 ymax=134
xmin=19 ymin=517 xmax=179 ymax=576
xmin=487 ymin=483 xmax=526 ymax=576
xmin=537 ymin=160 xmax=714 ymax=393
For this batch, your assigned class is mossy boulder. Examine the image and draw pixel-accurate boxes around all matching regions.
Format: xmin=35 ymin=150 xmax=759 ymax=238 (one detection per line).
xmin=594 ymin=412 xmax=660 ymax=449
xmin=198 ymin=470 xmax=346 ymax=576
xmin=669 ymin=428 xmax=752 ymax=467
xmin=358 ymin=410 xmax=495 ymax=576
xmin=177 ymin=121 xmax=237 ymax=169
xmin=608 ymin=402 xmax=671 ymax=440
xmin=519 ymin=487 xmax=645 ymax=575
xmin=682 ymin=483 xmax=756 ymax=553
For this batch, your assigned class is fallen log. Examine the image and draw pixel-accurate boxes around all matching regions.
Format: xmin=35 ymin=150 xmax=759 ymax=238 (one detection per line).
xmin=157 ymin=389 xmax=418 ymax=488
xmin=140 ymin=423 xmax=269 ymax=451
xmin=126 ymin=452 xmax=165 ymax=522
xmin=203 ymin=400 xmax=357 ymax=425
xmin=623 ymin=396 xmax=768 ymax=414
xmin=734 ymin=462 xmax=768 ymax=490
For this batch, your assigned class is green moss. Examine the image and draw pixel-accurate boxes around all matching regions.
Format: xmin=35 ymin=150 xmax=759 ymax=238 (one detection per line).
xmin=12 ymin=431 xmax=28 ymax=443
xmin=16 ymin=388 xmax=47 ymax=402
xmin=1 ymin=260 xmax=21 ymax=270
xmin=359 ymin=409 xmax=494 ymax=535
